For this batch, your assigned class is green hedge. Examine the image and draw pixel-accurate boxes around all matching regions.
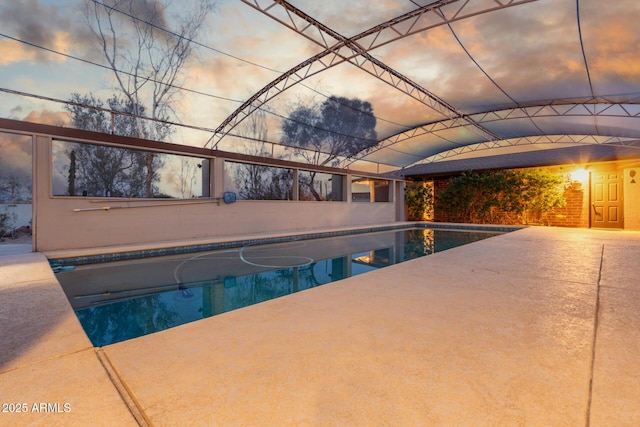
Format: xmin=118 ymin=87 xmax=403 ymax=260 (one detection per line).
xmin=405 ymin=181 xmax=434 ymax=221
xmin=437 ymin=169 xmax=566 ymax=225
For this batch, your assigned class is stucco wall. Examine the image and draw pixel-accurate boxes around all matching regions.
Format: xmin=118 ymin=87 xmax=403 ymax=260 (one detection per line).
xmin=624 ymin=166 xmax=640 ymax=230
xmin=32 ymin=135 xmax=400 ymax=252
xmin=33 ymin=198 xmax=397 ymax=251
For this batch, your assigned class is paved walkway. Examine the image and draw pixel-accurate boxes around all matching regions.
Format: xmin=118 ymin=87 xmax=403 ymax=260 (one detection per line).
xmin=1 ymin=227 xmax=639 ymax=426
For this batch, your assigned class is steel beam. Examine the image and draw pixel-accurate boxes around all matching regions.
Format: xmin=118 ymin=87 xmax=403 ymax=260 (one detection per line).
xmin=207 ymin=0 xmax=538 ymax=148
xmin=421 ymin=134 xmax=640 ymax=163
xmin=346 ymin=100 xmax=640 ymax=166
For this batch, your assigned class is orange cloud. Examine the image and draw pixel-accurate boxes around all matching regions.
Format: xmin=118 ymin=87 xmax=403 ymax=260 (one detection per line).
xmin=0 ymin=32 xmax=77 ymax=65
xmin=582 ymin=4 xmax=640 ymax=86
xmin=0 ymin=39 xmax=37 ymax=65
xmin=22 ymin=110 xmax=68 ymax=126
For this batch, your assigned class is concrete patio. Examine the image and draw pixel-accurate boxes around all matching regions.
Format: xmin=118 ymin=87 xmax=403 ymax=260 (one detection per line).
xmin=1 ymin=226 xmax=639 ymax=426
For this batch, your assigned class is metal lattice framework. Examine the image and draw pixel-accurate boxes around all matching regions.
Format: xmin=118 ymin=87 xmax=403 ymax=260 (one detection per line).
xmin=206 ymin=0 xmax=640 ymax=171
xmin=344 ymin=100 xmax=640 ymax=166
xmin=206 ymin=0 xmax=538 ymax=149
xmin=422 ymin=134 xmax=640 ymax=163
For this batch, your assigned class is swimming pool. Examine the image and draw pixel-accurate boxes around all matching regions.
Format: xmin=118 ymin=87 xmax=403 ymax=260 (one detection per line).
xmin=54 ymin=227 xmax=505 ymax=346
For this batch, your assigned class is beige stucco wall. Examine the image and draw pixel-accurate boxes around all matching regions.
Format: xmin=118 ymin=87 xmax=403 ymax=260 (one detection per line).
xmin=624 ymin=165 xmax=640 ymax=230
xmin=34 ymin=198 xmax=397 ymax=252
xmin=32 ymin=136 xmax=400 ymax=252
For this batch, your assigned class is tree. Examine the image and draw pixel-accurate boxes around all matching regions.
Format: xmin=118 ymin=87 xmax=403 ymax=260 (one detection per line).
xmin=74 ymin=142 xmax=134 ymax=196
xmin=173 ymin=157 xmax=200 ymax=198
xmin=84 ymin=0 xmax=215 ymax=141
xmin=4 ymin=175 xmax=22 ymax=203
xmin=66 ymin=93 xmax=110 ymax=133
xmin=67 ymin=150 xmax=77 ymax=196
xmin=232 ymin=163 xmax=293 ymax=201
xmin=237 ymin=109 xmax=270 ymax=157
xmin=280 ymin=96 xmax=377 ymax=200
xmin=280 ymin=96 xmax=378 ymax=166
xmin=105 ymin=95 xmax=167 ymax=196
xmin=0 ymin=207 xmax=17 ymax=240
xmin=64 ymin=93 xmax=166 ymax=197
xmin=405 ymin=181 xmax=434 ymax=221
xmin=231 ymin=108 xmax=292 ymax=200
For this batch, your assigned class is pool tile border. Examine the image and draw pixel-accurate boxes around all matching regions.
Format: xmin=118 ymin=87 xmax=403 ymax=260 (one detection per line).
xmin=48 ymin=223 xmax=524 ymax=266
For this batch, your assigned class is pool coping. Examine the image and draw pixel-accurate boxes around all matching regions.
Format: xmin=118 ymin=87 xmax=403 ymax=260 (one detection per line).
xmin=46 ymin=222 xmax=525 ymax=266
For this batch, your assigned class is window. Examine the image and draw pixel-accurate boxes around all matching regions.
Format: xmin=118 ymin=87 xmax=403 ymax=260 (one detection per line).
xmin=351 ymin=177 xmax=390 ymax=202
xmin=52 ymin=140 xmax=208 ymax=198
xmin=373 ymin=179 xmax=390 ymax=203
xmin=0 ymin=132 xmax=32 ymax=204
xmin=298 ymin=171 xmax=344 ymax=201
xmin=224 ymin=161 xmax=293 ymax=200
xmin=0 ymin=132 xmax=32 ymax=236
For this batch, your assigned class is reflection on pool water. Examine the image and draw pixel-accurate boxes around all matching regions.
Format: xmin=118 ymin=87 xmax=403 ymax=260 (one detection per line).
xmin=55 ymin=228 xmax=502 ymax=346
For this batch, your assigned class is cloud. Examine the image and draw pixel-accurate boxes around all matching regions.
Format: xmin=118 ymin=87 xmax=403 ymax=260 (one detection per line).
xmin=0 ymin=132 xmax=32 ymax=183
xmin=291 ymin=0 xmax=413 ymax=38
xmin=125 ymin=0 xmax=168 ymax=28
xmin=580 ymin=0 xmax=640 ymax=96
xmin=9 ymin=106 xmax=24 ymax=117
xmin=360 ymin=0 xmax=598 ymax=111
xmin=0 ymin=31 xmax=82 ymax=65
xmin=0 ymin=39 xmax=37 ymax=65
xmin=21 ymin=110 xmax=69 ymax=126
xmin=440 ymin=2 xmax=592 ymax=103
xmin=0 ymin=0 xmax=94 ymax=64
xmin=0 ymin=0 xmax=65 ymax=49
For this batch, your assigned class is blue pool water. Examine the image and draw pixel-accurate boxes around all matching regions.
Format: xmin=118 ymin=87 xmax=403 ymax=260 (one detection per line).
xmin=55 ymin=227 xmax=503 ymax=346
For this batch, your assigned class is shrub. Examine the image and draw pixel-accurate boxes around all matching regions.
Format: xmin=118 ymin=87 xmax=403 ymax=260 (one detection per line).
xmin=0 ymin=207 xmax=17 ymax=240
xmin=405 ymin=181 xmax=434 ymax=221
xmin=437 ymin=169 xmax=565 ymax=224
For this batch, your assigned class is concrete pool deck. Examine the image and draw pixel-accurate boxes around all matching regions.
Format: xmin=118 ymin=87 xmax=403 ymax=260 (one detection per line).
xmin=1 ymin=226 xmax=639 ymax=426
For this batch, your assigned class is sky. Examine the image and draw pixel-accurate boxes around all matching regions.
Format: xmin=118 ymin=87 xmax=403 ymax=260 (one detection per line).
xmin=1 ymin=0 xmax=640 ymax=170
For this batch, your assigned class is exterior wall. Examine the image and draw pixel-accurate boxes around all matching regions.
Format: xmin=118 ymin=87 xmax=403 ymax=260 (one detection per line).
xmin=31 ymin=134 xmax=400 ymax=252
xmin=34 ymin=197 xmax=396 ymax=252
xmin=624 ymin=164 xmax=640 ymax=230
xmin=429 ymin=164 xmax=640 ymax=229
xmin=543 ymin=185 xmax=589 ymax=228
xmin=396 ymin=181 xmax=406 ymax=222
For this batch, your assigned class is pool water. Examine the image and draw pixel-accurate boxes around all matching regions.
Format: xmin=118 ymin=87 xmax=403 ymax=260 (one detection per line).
xmin=55 ymin=228 xmax=502 ymax=346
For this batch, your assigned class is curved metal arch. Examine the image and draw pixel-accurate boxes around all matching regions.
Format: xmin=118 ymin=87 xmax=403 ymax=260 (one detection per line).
xmin=420 ymin=134 xmax=640 ymax=164
xmin=206 ymin=0 xmax=539 ymax=148
xmin=345 ymin=134 xmax=640 ymax=170
xmin=345 ymin=100 xmax=640 ymax=167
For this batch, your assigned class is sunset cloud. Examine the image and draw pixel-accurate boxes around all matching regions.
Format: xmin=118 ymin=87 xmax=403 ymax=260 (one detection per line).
xmin=0 ymin=39 xmax=37 ymax=65
xmin=2 ymin=0 xmax=639 ymax=167
xmin=22 ymin=110 xmax=68 ymax=126
xmin=0 ymin=0 xmax=95 ymax=64
xmin=0 ymin=132 xmax=32 ymax=182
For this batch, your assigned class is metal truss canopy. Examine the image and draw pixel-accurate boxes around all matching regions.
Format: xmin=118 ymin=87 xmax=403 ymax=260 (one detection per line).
xmin=344 ymin=100 xmax=640 ymax=167
xmin=207 ymin=0 xmax=536 ymax=148
xmin=209 ymin=0 xmax=640 ymax=170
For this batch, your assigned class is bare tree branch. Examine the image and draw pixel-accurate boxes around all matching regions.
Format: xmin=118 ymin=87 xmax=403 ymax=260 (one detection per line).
xmin=84 ymin=0 xmax=215 ymax=140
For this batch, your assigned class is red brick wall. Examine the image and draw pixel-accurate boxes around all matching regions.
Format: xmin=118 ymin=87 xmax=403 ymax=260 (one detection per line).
xmin=543 ymin=184 xmax=589 ymax=227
